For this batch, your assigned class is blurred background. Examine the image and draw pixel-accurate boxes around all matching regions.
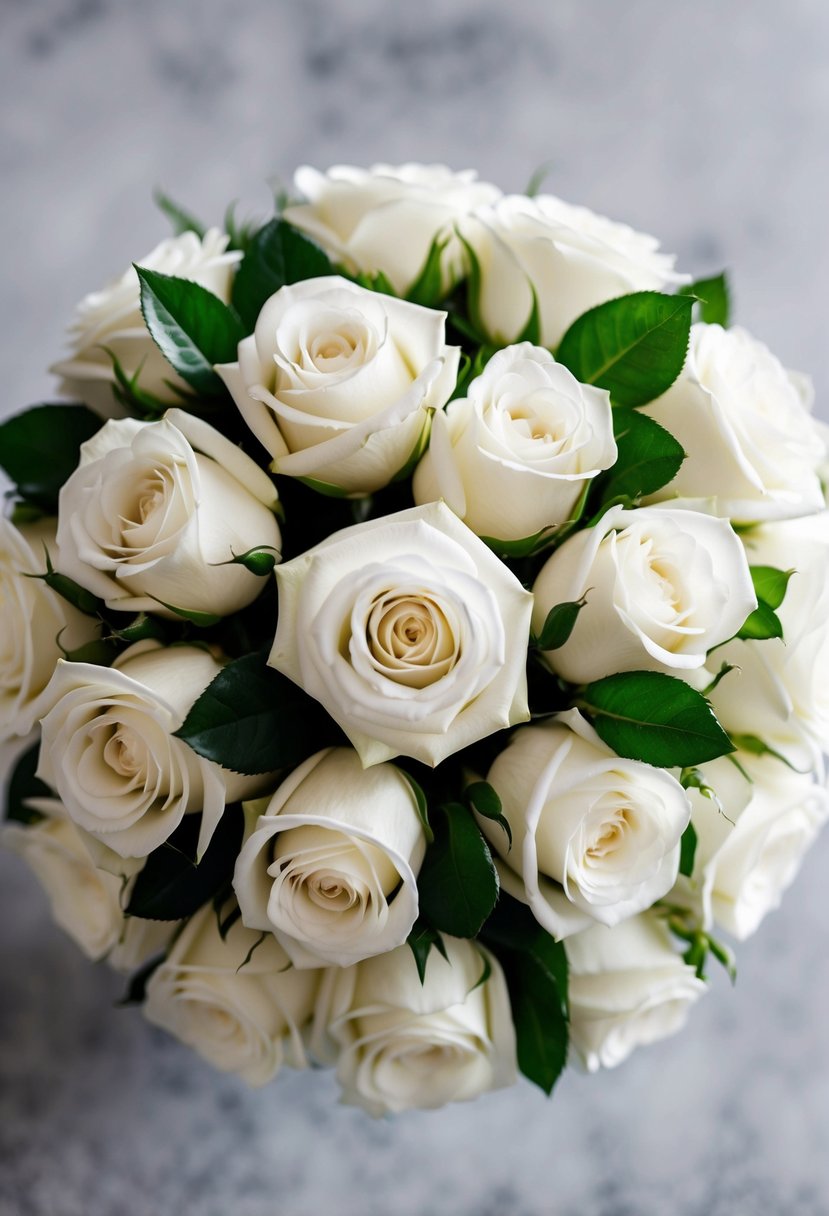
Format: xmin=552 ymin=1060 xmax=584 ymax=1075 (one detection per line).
xmin=1 ymin=2 xmax=828 ymax=1213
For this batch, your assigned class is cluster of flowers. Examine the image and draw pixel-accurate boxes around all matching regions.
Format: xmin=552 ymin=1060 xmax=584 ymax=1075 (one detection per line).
xmin=2 ymin=163 xmax=827 ymax=1116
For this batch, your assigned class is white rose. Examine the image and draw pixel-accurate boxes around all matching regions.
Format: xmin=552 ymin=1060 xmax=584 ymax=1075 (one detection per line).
xmin=463 ymin=194 xmax=682 ymax=348
xmin=36 ymin=641 xmax=264 ymax=859
xmin=234 ymin=748 xmax=427 ymax=967
xmin=412 ymin=343 xmax=616 ymax=542
xmin=217 ymin=276 xmax=460 ymax=495
xmin=481 ymin=711 xmax=691 ymax=940
xmin=311 ymin=937 xmax=516 ymax=1116
xmin=283 ymin=163 xmax=501 ymax=296
xmin=532 ymin=504 xmax=757 ymax=684
xmin=1 ymin=796 xmax=174 ymax=966
xmin=672 ymin=754 xmax=828 ymax=941
xmin=144 ymin=903 xmax=321 ymax=1087
xmin=51 ymin=228 xmax=241 ymax=415
xmin=565 ymin=913 xmax=707 ymax=1072
xmin=704 ymin=513 xmax=829 ymax=769
xmin=56 ymin=408 xmax=281 ymax=618
xmin=642 ymin=325 xmax=826 ymax=523
xmin=270 ymin=502 xmax=533 ymax=767
xmin=0 ymin=516 xmax=97 ymax=742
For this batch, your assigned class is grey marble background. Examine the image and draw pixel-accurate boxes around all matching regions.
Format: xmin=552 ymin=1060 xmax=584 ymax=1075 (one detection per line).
xmin=2 ymin=2 xmax=829 ymax=1213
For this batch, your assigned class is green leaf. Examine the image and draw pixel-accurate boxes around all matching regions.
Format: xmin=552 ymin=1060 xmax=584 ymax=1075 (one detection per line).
xmin=465 ymin=780 xmax=512 ymax=849
xmin=405 ymin=235 xmax=449 ymax=308
xmin=525 ymin=160 xmax=554 ymax=198
xmin=749 ymin=566 xmax=794 ymax=611
xmin=106 ymin=613 xmax=170 ymax=645
xmin=0 ymin=404 xmax=102 ymax=511
xmin=736 ymin=601 xmax=783 ymax=641
xmin=125 ymin=803 xmax=244 ymax=920
xmin=399 ymin=771 xmax=433 ymax=843
xmin=534 ymin=595 xmax=588 ymax=652
xmin=153 ymin=189 xmax=206 ymax=238
xmin=417 ymin=802 xmax=499 ymax=938
xmin=502 ymin=951 xmax=569 ymax=1094
xmin=556 ymin=291 xmax=693 ymax=408
xmin=174 ymin=651 xmax=341 ymax=776
xmin=350 ymin=267 xmax=398 ymax=297
xmin=481 ymin=894 xmax=569 ymax=1015
xmin=231 ymin=218 xmax=333 ymax=330
xmin=679 ymin=272 xmax=730 ymax=327
xmin=595 ymin=409 xmax=685 ymax=503
xmin=406 ymin=919 xmax=449 ymax=983
xmin=679 ymin=822 xmax=698 ymax=877
xmin=479 ymin=526 xmax=558 ymax=559
xmin=24 ymin=545 xmax=104 ymax=616
xmin=578 ymin=671 xmax=734 ymax=767
xmin=116 ymin=953 xmax=167 ymax=1006
xmin=5 ymin=743 xmax=50 ymax=825
xmin=136 ymin=266 xmax=246 ymax=396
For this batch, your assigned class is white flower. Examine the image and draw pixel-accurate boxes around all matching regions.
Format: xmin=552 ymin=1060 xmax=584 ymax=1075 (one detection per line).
xmin=1 ymin=796 xmax=174 ymax=966
xmin=51 ymin=228 xmax=241 ymax=415
xmin=311 ymin=937 xmax=516 ymax=1116
xmin=643 ymin=325 xmax=826 ymax=522
xmin=234 ymin=748 xmax=427 ymax=967
xmin=144 ymin=903 xmax=321 ymax=1087
xmin=413 ymin=343 xmax=616 ymax=542
xmin=707 ymin=513 xmax=829 ymax=769
xmin=56 ymin=409 xmax=281 ymax=618
xmin=532 ymin=504 xmax=757 ymax=684
xmin=463 ymin=194 xmax=682 ymax=348
xmin=217 ymin=276 xmax=460 ymax=495
xmin=36 ymin=641 xmax=264 ymax=859
xmin=0 ymin=516 xmax=97 ymax=743
xmin=481 ymin=711 xmax=691 ymax=940
xmin=672 ymin=754 xmax=828 ymax=941
xmin=283 ymin=163 xmax=501 ymax=296
xmin=269 ymin=502 xmax=533 ymax=767
xmin=565 ymin=913 xmax=707 ymax=1072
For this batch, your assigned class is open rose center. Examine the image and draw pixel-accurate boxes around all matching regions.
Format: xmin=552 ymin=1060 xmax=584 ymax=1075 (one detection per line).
xmin=365 ymin=592 xmax=459 ymax=688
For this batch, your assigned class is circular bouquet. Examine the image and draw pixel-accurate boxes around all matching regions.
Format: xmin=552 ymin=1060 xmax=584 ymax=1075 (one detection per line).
xmin=3 ymin=163 xmax=827 ymax=1116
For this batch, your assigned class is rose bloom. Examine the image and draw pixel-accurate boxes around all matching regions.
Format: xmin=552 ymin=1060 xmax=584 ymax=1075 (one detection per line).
xmin=145 ymin=904 xmax=321 ymax=1087
xmin=642 ymin=324 xmax=826 ymax=522
xmin=413 ymin=343 xmax=616 ymax=543
xmin=532 ymin=504 xmax=757 ymax=685
xmin=37 ymin=641 xmax=265 ymax=859
xmin=283 ymin=162 xmax=502 ymax=296
xmin=481 ymin=711 xmax=691 ymax=940
xmin=2 ymin=796 xmax=174 ymax=967
xmin=670 ymin=753 xmax=828 ymax=941
xmin=707 ymin=512 xmax=829 ymax=770
xmin=311 ymin=937 xmax=516 ymax=1116
xmin=218 ymin=275 xmax=460 ymax=495
xmin=463 ymin=193 xmax=682 ymax=347
xmin=51 ymin=228 xmax=240 ymax=415
xmin=56 ymin=409 xmax=281 ymax=618
xmin=234 ymin=748 xmax=427 ymax=967
xmin=269 ymin=502 xmax=533 ymax=767
xmin=566 ymin=913 xmax=707 ymax=1072
xmin=0 ymin=515 xmax=97 ymax=743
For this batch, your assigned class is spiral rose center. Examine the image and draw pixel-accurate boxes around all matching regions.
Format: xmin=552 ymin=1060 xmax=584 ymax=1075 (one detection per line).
xmin=365 ymin=592 xmax=459 ymax=688
xmin=102 ymin=724 xmax=147 ymax=780
xmin=585 ymin=809 xmax=631 ymax=862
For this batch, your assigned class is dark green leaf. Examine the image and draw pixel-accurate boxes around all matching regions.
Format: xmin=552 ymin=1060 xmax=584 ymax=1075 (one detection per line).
xmin=481 ymin=894 xmax=569 ymax=1015
xmin=679 ymin=822 xmax=698 ymax=877
xmin=116 ymin=953 xmax=167 ymax=1006
xmin=534 ymin=596 xmax=589 ymax=651
xmin=502 ymin=951 xmax=568 ymax=1094
xmin=595 ymin=409 xmax=685 ymax=503
xmin=231 ymin=218 xmax=333 ymax=330
xmin=405 ymin=235 xmax=449 ymax=307
xmin=479 ymin=526 xmax=557 ymax=559
xmin=417 ymin=802 xmax=499 ymax=938
xmin=679 ymin=272 xmax=730 ymax=327
xmin=736 ymin=600 xmax=783 ymax=641
xmin=578 ymin=671 xmax=734 ymax=767
xmin=465 ymin=780 xmax=512 ymax=849
xmin=107 ymin=613 xmax=170 ymax=645
xmin=60 ymin=637 xmax=119 ymax=666
xmin=749 ymin=566 xmax=794 ymax=611
xmin=174 ymin=651 xmax=341 ymax=776
xmin=136 ymin=266 xmax=246 ymax=396
xmin=153 ymin=189 xmax=206 ymax=238
xmin=556 ymin=291 xmax=693 ymax=408
xmin=125 ymin=803 xmax=244 ymax=920
xmin=5 ymin=743 xmax=50 ymax=825
xmin=0 ymin=404 xmax=102 ymax=511
xmin=406 ymin=919 xmax=449 ymax=983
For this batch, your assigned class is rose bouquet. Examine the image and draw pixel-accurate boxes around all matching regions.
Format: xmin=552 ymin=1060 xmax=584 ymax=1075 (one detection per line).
xmin=2 ymin=163 xmax=827 ymax=1116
